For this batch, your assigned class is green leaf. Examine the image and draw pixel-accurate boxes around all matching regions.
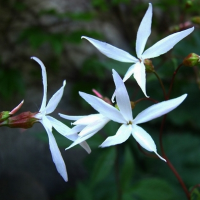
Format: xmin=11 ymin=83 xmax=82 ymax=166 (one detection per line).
xmin=121 ymin=146 xmax=135 ymax=189
xmin=0 ymin=68 xmax=24 ymax=100
xmin=75 ymin=182 xmax=93 ymax=200
xmin=82 ymin=56 xmax=106 ymax=78
xmin=90 ymin=147 xmax=116 ymax=186
xmin=191 ymin=187 xmax=200 ymax=200
xmin=129 ymin=178 xmax=180 ymax=200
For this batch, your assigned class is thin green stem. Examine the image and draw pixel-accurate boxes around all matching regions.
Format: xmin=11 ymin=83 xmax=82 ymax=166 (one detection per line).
xmin=153 ymin=71 xmax=167 ymax=99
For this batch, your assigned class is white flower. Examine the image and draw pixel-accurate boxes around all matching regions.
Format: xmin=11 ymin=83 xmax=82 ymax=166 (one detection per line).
xmin=81 ymin=3 xmax=194 ymax=98
xmin=60 ymin=70 xmax=187 ymax=161
xmin=31 ymin=57 xmax=91 ymax=182
xmin=59 ymin=113 xmax=110 ymax=143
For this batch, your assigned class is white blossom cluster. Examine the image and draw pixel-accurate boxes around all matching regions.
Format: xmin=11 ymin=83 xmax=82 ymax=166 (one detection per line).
xmin=30 ymin=3 xmax=193 ymax=181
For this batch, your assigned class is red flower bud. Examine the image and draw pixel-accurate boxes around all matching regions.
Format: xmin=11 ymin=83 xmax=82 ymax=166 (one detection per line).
xmin=183 ymin=53 xmax=200 ymax=67
xmin=0 ymin=112 xmax=38 ymax=129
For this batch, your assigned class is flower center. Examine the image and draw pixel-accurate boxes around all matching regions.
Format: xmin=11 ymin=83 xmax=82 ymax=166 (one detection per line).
xmin=127 ymin=121 xmax=132 ymax=125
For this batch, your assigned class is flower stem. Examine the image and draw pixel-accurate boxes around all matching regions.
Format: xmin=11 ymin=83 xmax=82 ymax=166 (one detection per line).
xmin=168 ymin=63 xmax=183 ymax=99
xmin=134 ymin=97 xmax=158 ymax=105
xmin=190 ymin=184 xmax=200 ymax=195
xmin=153 ymin=71 xmax=167 ymax=99
xmin=159 ymin=62 xmax=190 ymax=199
xmin=159 ymin=115 xmax=190 ymax=200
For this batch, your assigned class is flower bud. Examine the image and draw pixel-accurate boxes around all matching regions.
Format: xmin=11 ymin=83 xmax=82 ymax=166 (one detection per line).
xmin=169 ymin=21 xmax=192 ymax=33
xmin=0 ymin=111 xmax=10 ymax=123
xmin=185 ymin=0 xmax=192 ymax=8
xmin=183 ymin=53 xmax=200 ymax=67
xmin=0 ymin=111 xmax=38 ymax=129
xmin=191 ymin=16 xmax=200 ymax=25
xmin=92 ymin=89 xmax=112 ymax=105
xmin=144 ymin=59 xmax=155 ymax=73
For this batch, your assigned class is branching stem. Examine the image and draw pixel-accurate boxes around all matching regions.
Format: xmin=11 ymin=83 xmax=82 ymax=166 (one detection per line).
xmin=159 ymin=115 xmax=190 ymax=200
xmin=158 ymin=62 xmax=190 ymax=199
xmin=168 ymin=63 xmax=183 ymax=99
xmin=153 ymin=71 xmax=167 ymax=99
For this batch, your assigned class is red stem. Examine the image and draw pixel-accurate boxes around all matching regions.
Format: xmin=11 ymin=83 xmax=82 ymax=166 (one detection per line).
xmin=159 ymin=115 xmax=190 ymax=200
xmin=168 ymin=63 xmax=183 ymax=99
xmin=190 ymin=184 xmax=200 ymax=195
xmin=158 ymin=62 xmax=190 ymax=199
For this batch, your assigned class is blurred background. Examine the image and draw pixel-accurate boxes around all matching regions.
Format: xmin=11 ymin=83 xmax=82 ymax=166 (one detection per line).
xmin=0 ymin=0 xmax=200 ymax=199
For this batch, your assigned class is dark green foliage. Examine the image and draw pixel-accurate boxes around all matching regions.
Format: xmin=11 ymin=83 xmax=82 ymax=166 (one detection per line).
xmin=0 ymin=68 xmax=24 ymax=100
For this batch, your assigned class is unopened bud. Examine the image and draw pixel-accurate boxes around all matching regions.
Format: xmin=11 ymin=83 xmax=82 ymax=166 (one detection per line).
xmin=169 ymin=25 xmax=180 ymax=33
xmin=191 ymin=16 xmax=200 ymax=25
xmin=0 ymin=112 xmax=38 ymax=129
xmin=169 ymin=21 xmax=192 ymax=33
xmin=0 ymin=111 xmax=10 ymax=123
xmin=185 ymin=0 xmax=192 ymax=8
xmin=92 ymin=89 xmax=112 ymax=105
xmin=183 ymin=53 xmax=200 ymax=67
xmin=9 ymin=100 xmax=24 ymax=115
xmin=144 ymin=59 xmax=155 ymax=73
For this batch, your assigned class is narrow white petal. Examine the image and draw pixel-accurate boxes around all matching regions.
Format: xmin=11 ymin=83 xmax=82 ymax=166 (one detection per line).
xmin=136 ymin=3 xmax=152 ymax=58
xmin=100 ymin=124 xmax=132 ymax=147
xmin=111 ymin=91 xmax=116 ymax=103
xmin=79 ymin=116 xmax=110 ymax=137
xmin=134 ymin=94 xmax=187 ymax=124
xmin=41 ymin=115 xmax=52 ymax=131
xmin=42 ymin=117 xmax=68 ymax=181
xmin=63 ymin=132 xmax=91 ymax=153
xmin=108 ymin=63 xmax=136 ymax=103
xmin=123 ymin=64 xmax=136 ymax=82
xmin=82 ymin=36 xmax=138 ymax=63
xmin=31 ymin=57 xmax=47 ymax=112
xmin=66 ymin=131 xmax=97 ymax=150
xmin=73 ymin=114 xmax=105 ymax=125
xmin=47 ymin=116 xmax=91 ymax=154
xmin=65 ymin=116 xmax=110 ymax=150
xmin=79 ymin=92 xmax=126 ymax=124
xmin=59 ymin=113 xmax=85 ymax=121
xmin=65 ymin=125 xmax=86 ymax=135
xmin=46 ymin=116 xmax=71 ymax=136
xmin=132 ymin=125 xmax=166 ymax=161
xmin=45 ymin=81 xmax=66 ymax=114
xmin=133 ymin=62 xmax=149 ymax=97
xmin=112 ymin=70 xmax=133 ymax=121
xmin=142 ymin=27 xmax=194 ymax=59
xmin=79 ymin=141 xmax=91 ymax=154
xmin=9 ymin=100 xmax=24 ymax=115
